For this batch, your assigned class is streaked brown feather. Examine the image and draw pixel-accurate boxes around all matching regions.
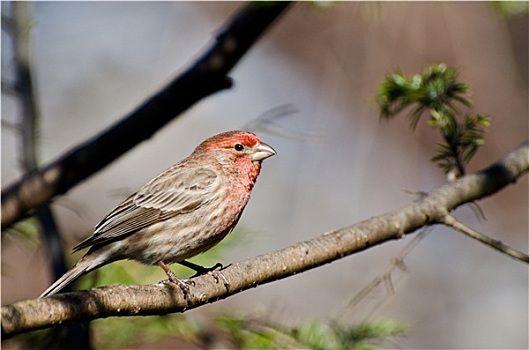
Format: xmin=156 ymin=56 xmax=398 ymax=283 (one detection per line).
xmin=74 ymin=166 xmax=221 ymax=251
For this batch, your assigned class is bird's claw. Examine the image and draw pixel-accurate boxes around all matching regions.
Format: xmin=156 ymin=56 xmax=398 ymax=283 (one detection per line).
xmin=162 ymin=277 xmax=191 ymax=298
xmin=191 ymin=262 xmax=230 ymax=290
xmin=161 ymin=273 xmax=194 ymax=299
xmin=178 ymin=260 xmax=230 ymax=291
xmin=159 ymin=261 xmax=193 ymax=299
xmin=188 ymin=262 xmax=223 ymax=277
xmin=208 ymin=269 xmax=230 ymax=290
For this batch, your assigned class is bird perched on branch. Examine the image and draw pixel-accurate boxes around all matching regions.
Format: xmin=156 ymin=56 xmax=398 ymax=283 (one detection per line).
xmin=40 ymin=130 xmax=276 ymax=297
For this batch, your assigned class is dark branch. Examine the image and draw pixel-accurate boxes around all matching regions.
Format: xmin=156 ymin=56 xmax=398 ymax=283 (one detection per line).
xmin=2 ymin=140 xmax=527 ymax=338
xmin=1 ymin=2 xmax=293 ymax=228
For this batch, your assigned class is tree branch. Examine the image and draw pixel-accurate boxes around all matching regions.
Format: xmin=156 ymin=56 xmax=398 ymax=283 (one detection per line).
xmin=2 ymin=140 xmax=528 ymax=338
xmin=1 ymin=2 xmax=293 ymax=228
xmin=440 ymin=214 xmax=529 ymax=263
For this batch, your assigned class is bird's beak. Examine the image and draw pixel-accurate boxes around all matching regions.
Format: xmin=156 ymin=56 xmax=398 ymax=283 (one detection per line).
xmin=250 ymin=141 xmax=276 ymax=162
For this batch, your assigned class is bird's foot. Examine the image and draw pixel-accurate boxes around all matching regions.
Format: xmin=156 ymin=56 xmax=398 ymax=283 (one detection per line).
xmin=179 ymin=260 xmax=230 ymax=291
xmin=159 ymin=261 xmax=193 ymax=298
xmin=208 ymin=269 xmax=230 ymax=290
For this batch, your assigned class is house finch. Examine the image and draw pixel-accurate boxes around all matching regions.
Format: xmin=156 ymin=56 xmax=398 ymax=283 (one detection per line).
xmin=40 ymin=130 xmax=276 ymax=297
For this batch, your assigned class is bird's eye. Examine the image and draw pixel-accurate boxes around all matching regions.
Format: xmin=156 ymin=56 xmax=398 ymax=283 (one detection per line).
xmin=234 ymin=143 xmax=244 ymax=152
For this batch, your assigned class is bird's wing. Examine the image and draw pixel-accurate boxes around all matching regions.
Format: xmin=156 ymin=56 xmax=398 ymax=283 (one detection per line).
xmin=73 ymin=166 xmax=221 ymax=251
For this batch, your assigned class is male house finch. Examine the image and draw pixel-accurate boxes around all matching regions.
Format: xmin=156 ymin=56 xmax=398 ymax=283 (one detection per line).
xmin=40 ymin=130 xmax=276 ymax=297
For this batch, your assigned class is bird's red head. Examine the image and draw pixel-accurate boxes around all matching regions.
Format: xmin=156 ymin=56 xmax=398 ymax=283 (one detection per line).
xmin=201 ymin=130 xmax=259 ymax=149
xmin=198 ymin=130 xmax=276 ymax=163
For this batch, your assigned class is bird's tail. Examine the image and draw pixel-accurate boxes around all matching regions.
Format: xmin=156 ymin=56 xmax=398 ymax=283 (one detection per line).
xmin=40 ymin=254 xmax=103 ymax=297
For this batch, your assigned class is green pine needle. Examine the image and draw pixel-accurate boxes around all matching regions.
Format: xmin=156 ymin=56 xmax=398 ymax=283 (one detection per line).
xmin=215 ymin=314 xmax=406 ymax=349
xmin=375 ymin=63 xmax=489 ymax=177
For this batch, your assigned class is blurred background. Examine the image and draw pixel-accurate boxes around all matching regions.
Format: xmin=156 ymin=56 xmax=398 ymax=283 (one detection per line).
xmin=2 ymin=2 xmax=527 ymax=349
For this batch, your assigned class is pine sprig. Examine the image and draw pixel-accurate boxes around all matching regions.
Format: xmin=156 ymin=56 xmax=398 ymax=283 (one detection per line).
xmin=215 ymin=314 xmax=405 ymax=349
xmin=375 ymin=64 xmax=489 ymax=178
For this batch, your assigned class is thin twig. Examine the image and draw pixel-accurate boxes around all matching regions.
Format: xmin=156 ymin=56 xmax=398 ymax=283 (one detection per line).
xmin=468 ymin=201 xmax=487 ymax=222
xmin=244 ymin=104 xmax=323 ymax=143
xmin=1 ymin=15 xmax=14 ymax=32
xmin=440 ymin=214 xmax=529 ymax=263
xmin=335 ymin=228 xmax=431 ymax=322
xmin=1 ymin=80 xmax=18 ymax=95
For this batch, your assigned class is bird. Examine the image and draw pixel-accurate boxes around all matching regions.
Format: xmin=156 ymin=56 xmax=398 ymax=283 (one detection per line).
xmin=40 ymin=130 xmax=276 ymax=297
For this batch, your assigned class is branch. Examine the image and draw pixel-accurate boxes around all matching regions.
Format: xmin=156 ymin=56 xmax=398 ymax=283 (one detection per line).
xmin=2 ymin=140 xmax=528 ymax=338
xmin=440 ymin=214 xmax=529 ymax=263
xmin=1 ymin=2 xmax=293 ymax=228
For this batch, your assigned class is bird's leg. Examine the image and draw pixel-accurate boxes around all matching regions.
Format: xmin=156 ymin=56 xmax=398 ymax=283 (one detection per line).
xmin=178 ymin=260 xmax=230 ymax=290
xmin=158 ymin=261 xmax=191 ymax=298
